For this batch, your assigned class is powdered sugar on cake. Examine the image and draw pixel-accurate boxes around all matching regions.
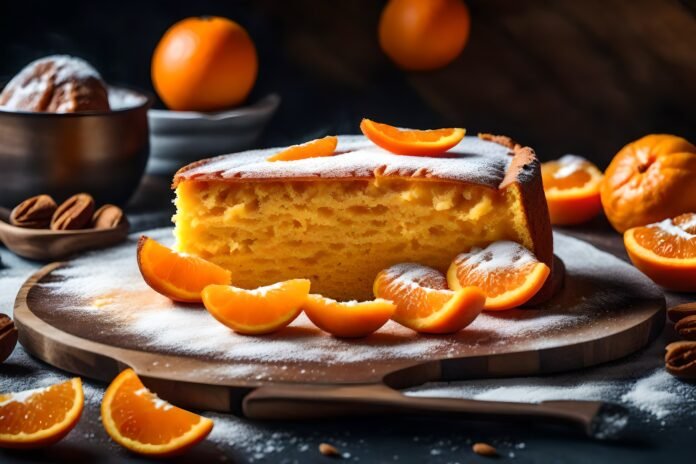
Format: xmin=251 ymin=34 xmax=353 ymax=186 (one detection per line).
xmin=176 ymin=136 xmax=514 ymax=189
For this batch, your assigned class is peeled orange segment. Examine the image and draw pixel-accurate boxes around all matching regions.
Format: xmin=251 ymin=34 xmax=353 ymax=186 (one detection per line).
xmin=101 ymin=369 xmax=213 ymax=457
xmin=360 ymin=118 xmax=465 ymax=156
xmin=624 ymin=213 xmax=696 ymax=291
xmin=373 ymin=263 xmax=485 ymax=334
xmin=0 ymin=378 xmax=83 ymax=449
xmin=137 ymin=236 xmax=231 ymax=303
xmin=266 ymin=135 xmax=338 ymax=162
xmin=541 ymin=155 xmax=604 ymax=225
xmin=302 ymin=294 xmax=395 ymax=338
xmin=447 ymin=241 xmax=550 ymax=311
xmin=202 ymin=279 xmax=311 ymax=335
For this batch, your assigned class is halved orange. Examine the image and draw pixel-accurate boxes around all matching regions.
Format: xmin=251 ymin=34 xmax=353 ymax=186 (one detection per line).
xmin=137 ymin=236 xmax=231 ymax=303
xmin=624 ymin=213 xmax=696 ymax=291
xmin=373 ymin=263 xmax=485 ymax=334
xmin=266 ymin=136 xmax=338 ymax=162
xmin=447 ymin=241 xmax=550 ymax=311
xmin=0 ymin=378 xmax=83 ymax=449
xmin=202 ymin=279 xmax=311 ymax=334
xmin=302 ymin=294 xmax=395 ymax=338
xmin=360 ymin=118 xmax=465 ymax=156
xmin=541 ymin=155 xmax=604 ymax=225
xmin=101 ymin=369 xmax=213 ymax=457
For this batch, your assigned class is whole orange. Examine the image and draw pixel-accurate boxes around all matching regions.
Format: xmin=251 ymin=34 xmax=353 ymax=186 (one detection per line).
xmin=600 ymin=134 xmax=696 ymax=233
xmin=379 ymin=0 xmax=470 ymax=71
xmin=152 ymin=16 xmax=258 ymax=111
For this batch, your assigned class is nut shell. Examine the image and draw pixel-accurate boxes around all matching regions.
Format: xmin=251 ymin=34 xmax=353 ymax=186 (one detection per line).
xmin=92 ymin=204 xmax=126 ymax=229
xmin=665 ymin=341 xmax=696 ymax=379
xmin=10 ymin=194 xmax=57 ymax=228
xmin=51 ymin=193 xmax=95 ymax=230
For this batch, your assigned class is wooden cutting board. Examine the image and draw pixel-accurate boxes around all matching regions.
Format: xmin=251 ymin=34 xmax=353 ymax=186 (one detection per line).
xmin=14 ymin=229 xmax=665 ymax=414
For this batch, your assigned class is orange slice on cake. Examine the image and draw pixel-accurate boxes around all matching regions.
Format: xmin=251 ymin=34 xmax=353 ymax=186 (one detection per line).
xmin=137 ymin=236 xmax=231 ymax=303
xmin=101 ymin=368 xmax=213 ymax=457
xmin=447 ymin=241 xmax=550 ymax=311
xmin=266 ymin=135 xmax=338 ymax=161
xmin=360 ymin=118 xmax=465 ymax=156
xmin=302 ymin=294 xmax=395 ymax=338
xmin=373 ymin=263 xmax=484 ymax=334
xmin=624 ymin=213 xmax=696 ymax=291
xmin=541 ymin=155 xmax=603 ymax=225
xmin=202 ymin=279 xmax=311 ymax=335
xmin=0 ymin=378 xmax=83 ymax=449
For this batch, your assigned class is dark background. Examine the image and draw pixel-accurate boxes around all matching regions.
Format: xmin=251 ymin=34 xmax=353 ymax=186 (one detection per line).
xmin=2 ymin=0 xmax=695 ymax=167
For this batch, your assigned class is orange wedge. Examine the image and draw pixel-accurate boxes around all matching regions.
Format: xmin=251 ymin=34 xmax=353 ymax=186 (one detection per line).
xmin=541 ymin=155 xmax=603 ymax=225
xmin=360 ymin=118 xmax=465 ymax=156
xmin=302 ymin=294 xmax=396 ymax=338
xmin=0 ymin=378 xmax=83 ymax=449
xmin=447 ymin=241 xmax=550 ymax=311
xmin=202 ymin=279 xmax=311 ymax=334
xmin=137 ymin=236 xmax=231 ymax=303
xmin=373 ymin=263 xmax=485 ymax=334
xmin=624 ymin=213 xmax=696 ymax=291
xmin=266 ymin=135 xmax=338 ymax=161
xmin=101 ymin=369 xmax=213 ymax=457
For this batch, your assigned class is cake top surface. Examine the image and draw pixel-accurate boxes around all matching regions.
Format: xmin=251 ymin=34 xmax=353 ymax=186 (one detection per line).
xmin=174 ymin=135 xmax=523 ymax=189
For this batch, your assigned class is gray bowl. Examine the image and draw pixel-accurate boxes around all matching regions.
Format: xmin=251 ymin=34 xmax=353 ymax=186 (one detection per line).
xmin=0 ymin=87 xmax=151 ymax=208
xmin=146 ymin=93 xmax=280 ymax=177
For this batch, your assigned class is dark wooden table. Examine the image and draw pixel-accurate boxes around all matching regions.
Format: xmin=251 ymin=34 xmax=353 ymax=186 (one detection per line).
xmin=1 ymin=175 xmax=695 ymax=464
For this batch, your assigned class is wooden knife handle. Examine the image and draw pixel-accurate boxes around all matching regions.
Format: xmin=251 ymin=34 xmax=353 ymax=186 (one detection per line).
xmin=243 ymin=383 xmax=615 ymax=437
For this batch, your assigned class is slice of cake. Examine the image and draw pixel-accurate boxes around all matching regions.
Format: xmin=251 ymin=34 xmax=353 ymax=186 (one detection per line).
xmin=172 ymin=134 xmax=553 ymax=302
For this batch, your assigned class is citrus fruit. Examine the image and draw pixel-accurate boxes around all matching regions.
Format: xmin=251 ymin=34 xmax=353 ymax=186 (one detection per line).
xmin=541 ymin=155 xmax=603 ymax=225
xmin=600 ymin=134 xmax=696 ymax=233
xmin=447 ymin=241 xmax=550 ymax=310
xmin=137 ymin=236 xmax=232 ymax=303
xmin=624 ymin=213 xmax=696 ymax=291
xmin=101 ymin=368 xmax=213 ymax=457
xmin=360 ymin=118 xmax=465 ymax=156
xmin=379 ymin=0 xmax=470 ymax=70
xmin=152 ymin=16 xmax=258 ymax=111
xmin=373 ymin=263 xmax=485 ymax=333
xmin=0 ymin=378 xmax=83 ymax=449
xmin=201 ymin=279 xmax=311 ymax=335
xmin=302 ymin=294 xmax=395 ymax=338
xmin=267 ymin=136 xmax=338 ymax=162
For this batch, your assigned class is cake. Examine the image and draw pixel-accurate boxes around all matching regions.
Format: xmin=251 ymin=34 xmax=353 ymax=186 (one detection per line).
xmin=0 ymin=55 xmax=110 ymax=113
xmin=172 ymin=134 xmax=553 ymax=302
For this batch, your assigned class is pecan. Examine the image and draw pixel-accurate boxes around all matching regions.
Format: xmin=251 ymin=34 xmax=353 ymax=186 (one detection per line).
xmin=667 ymin=303 xmax=696 ymax=323
xmin=0 ymin=314 xmax=18 ymax=363
xmin=318 ymin=443 xmax=340 ymax=457
xmin=9 ymin=194 xmax=57 ymax=228
xmin=675 ymin=315 xmax=696 ymax=340
xmin=50 ymin=193 xmax=95 ymax=230
xmin=472 ymin=442 xmax=498 ymax=457
xmin=91 ymin=204 xmax=126 ymax=229
xmin=665 ymin=341 xmax=696 ymax=379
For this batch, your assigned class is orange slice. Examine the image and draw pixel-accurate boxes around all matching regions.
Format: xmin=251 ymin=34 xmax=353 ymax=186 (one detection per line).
xmin=137 ymin=236 xmax=231 ymax=303
xmin=266 ymin=136 xmax=338 ymax=161
xmin=202 ymin=279 xmax=311 ymax=335
xmin=0 ymin=378 xmax=83 ymax=449
xmin=624 ymin=213 xmax=696 ymax=291
xmin=302 ymin=294 xmax=396 ymax=338
xmin=447 ymin=241 xmax=550 ymax=311
xmin=541 ymin=155 xmax=604 ymax=225
xmin=101 ymin=369 xmax=213 ymax=457
xmin=373 ymin=263 xmax=484 ymax=334
xmin=360 ymin=118 xmax=465 ymax=156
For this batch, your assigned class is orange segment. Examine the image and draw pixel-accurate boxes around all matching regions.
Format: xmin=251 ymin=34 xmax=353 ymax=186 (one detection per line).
xmin=0 ymin=378 xmax=83 ymax=449
xmin=373 ymin=263 xmax=485 ymax=334
xmin=302 ymin=294 xmax=395 ymax=338
xmin=137 ymin=236 xmax=231 ymax=303
xmin=202 ymin=279 xmax=311 ymax=335
xmin=541 ymin=155 xmax=604 ymax=225
xmin=101 ymin=369 xmax=213 ymax=457
xmin=624 ymin=213 xmax=696 ymax=291
xmin=360 ymin=118 xmax=465 ymax=156
xmin=267 ymin=136 xmax=338 ymax=162
xmin=447 ymin=241 xmax=550 ymax=311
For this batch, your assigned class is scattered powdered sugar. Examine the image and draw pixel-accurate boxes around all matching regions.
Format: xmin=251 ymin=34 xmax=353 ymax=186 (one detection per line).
xmin=134 ymin=387 xmax=173 ymax=411
xmin=552 ymin=154 xmax=588 ymax=179
xmin=0 ymin=385 xmax=51 ymax=407
xmin=452 ymin=241 xmax=536 ymax=274
xmin=651 ymin=216 xmax=696 ymax=240
xmin=383 ymin=262 xmax=449 ymax=293
xmin=620 ymin=370 xmax=685 ymax=419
